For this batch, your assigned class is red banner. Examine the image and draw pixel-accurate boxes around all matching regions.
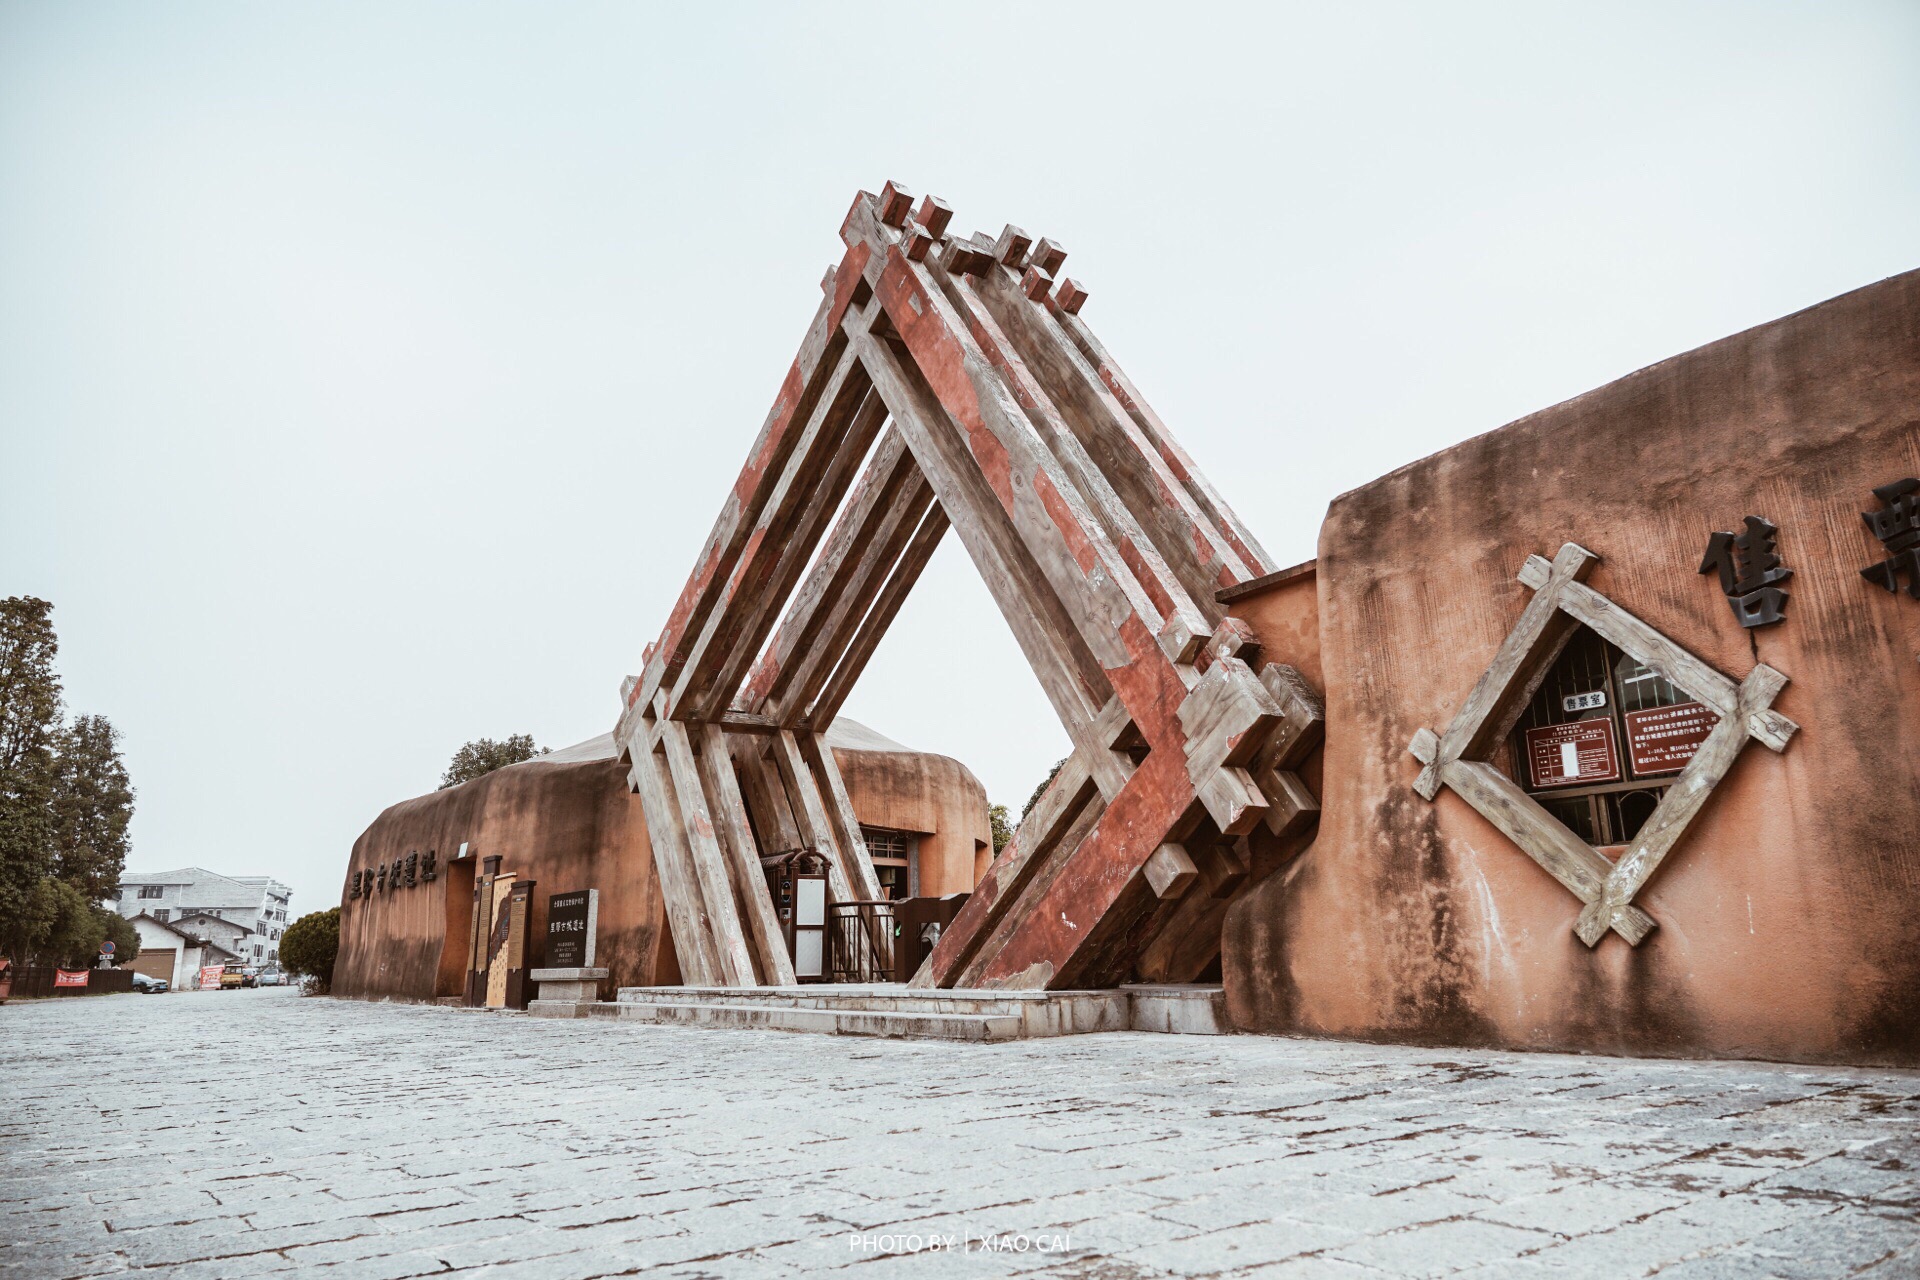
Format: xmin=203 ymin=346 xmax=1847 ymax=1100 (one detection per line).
xmin=53 ymin=969 xmax=90 ymax=988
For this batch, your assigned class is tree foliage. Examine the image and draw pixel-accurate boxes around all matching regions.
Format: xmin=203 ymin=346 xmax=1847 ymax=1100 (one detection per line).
xmin=280 ymin=907 xmax=340 ymax=992
xmin=1022 ymin=757 xmax=1068 ymax=820
xmin=0 ymin=598 xmax=138 ymax=965
xmin=988 ymin=804 xmax=1013 ymax=854
xmin=439 ymin=734 xmax=548 ymax=790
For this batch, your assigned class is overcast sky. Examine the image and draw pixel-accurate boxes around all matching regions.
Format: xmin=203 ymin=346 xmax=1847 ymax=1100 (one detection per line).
xmin=3 ymin=2 xmax=1915 ymax=920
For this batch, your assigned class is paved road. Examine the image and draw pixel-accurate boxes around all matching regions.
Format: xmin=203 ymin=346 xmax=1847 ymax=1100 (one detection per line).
xmin=3 ymin=989 xmax=1918 ymax=1279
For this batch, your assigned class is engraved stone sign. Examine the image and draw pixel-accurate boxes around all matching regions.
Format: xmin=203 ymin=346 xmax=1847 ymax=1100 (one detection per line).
xmin=546 ymin=889 xmax=598 ymax=970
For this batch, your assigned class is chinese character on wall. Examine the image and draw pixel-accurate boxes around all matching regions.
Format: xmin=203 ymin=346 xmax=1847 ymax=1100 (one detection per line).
xmin=1860 ymin=478 xmax=1920 ymax=600
xmin=1699 ymin=515 xmax=1791 ymax=627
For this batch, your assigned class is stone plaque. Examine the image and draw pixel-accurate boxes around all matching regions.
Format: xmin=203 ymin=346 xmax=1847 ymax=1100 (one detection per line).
xmin=1624 ymin=701 xmax=1716 ymax=776
xmin=1524 ymin=717 xmax=1621 ymax=790
xmin=546 ymin=889 xmax=597 ymax=969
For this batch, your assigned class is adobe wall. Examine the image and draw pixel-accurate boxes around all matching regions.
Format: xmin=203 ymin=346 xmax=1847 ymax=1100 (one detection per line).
xmin=335 ymin=742 xmax=989 ymax=1002
xmin=836 ymin=749 xmax=992 ymax=895
xmin=335 ymin=756 xmax=661 ymax=1002
xmin=1223 ymin=268 xmax=1920 ymax=1067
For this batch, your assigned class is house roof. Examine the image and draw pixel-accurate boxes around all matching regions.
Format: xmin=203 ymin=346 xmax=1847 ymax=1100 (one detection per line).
xmin=524 ymin=717 xmax=910 ymax=768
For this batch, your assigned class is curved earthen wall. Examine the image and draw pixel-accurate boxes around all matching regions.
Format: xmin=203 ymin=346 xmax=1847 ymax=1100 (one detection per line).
xmin=1224 ymin=268 xmax=1920 ymax=1067
xmin=336 ymin=731 xmax=988 ymax=1002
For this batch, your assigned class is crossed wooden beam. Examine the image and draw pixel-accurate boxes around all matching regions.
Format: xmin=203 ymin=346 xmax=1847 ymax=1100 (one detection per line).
xmin=614 ymin=184 xmax=1324 ymax=990
xmin=1409 ymin=543 xmax=1798 ymax=947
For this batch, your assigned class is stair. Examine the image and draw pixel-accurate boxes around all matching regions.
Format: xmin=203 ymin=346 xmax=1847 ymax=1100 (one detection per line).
xmin=599 ymin=984 xmax=1129 ymax=1041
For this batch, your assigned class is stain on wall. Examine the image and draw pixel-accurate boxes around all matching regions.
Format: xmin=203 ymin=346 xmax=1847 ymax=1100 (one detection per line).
xmin=1224 ymin=268 xmax=1920 ymax=1067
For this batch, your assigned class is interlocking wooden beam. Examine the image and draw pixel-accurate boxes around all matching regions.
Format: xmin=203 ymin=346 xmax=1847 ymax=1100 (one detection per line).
xmin=614 ymin=186 xmax=1320 ymax=988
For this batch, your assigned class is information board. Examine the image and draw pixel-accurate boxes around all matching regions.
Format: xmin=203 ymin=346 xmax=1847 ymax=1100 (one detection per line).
xmin=1524 ymin=717 xmax=1621 ymax=790
xmin=546 ymin=889 xmax=597 ymax=969
xmin=1624 ymin=701 xmax=1716 ymax=776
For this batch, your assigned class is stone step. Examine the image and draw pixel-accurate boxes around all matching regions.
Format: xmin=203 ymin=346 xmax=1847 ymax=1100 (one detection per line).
xmin=606 ymin=984 xmax=1129 ymax=1039
xmin=1123 ymin=983 xmax=1231 ymax=1035
xmin=588 ymin=998 xmax=1024 ymax=1042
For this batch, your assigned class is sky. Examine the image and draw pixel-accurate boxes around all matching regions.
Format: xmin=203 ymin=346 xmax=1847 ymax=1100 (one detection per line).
xmin=2 ymin=2 xmax=1916 ymax=920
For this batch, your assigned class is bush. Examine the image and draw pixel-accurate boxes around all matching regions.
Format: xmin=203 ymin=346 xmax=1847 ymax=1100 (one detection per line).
xmin=280 ymin=907 xmax=340 ymax=993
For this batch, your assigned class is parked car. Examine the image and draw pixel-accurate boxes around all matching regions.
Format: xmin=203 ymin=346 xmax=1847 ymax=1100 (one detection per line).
xmin=219 ymin=967 xmax=250 ymax=989
xmin=254 ymin=968 xmax=286 ymax=987
xmin=131 ymin=972 xmax=169 ymax=994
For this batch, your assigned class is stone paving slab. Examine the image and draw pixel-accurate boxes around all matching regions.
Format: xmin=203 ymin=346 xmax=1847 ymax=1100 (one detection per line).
xmin=2 ymin=988 xmax=1917 ymax=1278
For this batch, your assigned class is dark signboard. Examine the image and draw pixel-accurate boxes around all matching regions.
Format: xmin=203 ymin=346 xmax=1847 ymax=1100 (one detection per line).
xmin=1524 ymin=717 xmax=1621 ymax=790
xmin=1624 ymin=701 xmax=1716 ymax=776
xmin=545 ymin=889 xmax=597 ymax=969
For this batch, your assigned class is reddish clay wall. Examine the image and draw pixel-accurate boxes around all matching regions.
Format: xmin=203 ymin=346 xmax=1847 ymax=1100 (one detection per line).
xmin=335 ymin=756 xmax=660 ymax=1001
xmin=336 ymin=741 xmax=987 ymax=1002
xmin=1224 ymin=268 xmax=1920 ymax=1067
xmin=837 ymin=748 xmax=991 ymax=896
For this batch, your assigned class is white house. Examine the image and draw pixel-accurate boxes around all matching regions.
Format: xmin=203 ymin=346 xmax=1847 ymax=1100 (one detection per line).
xmin=110 ymin=868 xmax=294 ymax=967
xmin=125 ymin=914 xmax=239 ymax=990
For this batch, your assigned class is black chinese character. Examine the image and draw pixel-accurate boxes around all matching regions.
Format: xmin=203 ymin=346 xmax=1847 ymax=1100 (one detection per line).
xmin=1699 ymin=515 xmax=1791 ymax=627
xmin=348 ymin=870 xmax=362 ymax=900
xmin=1860 ymin=478 xmax=1920 ymax=600
xmin=421 ymin=849 xmax=439 ymax=882
xmin=375 ymin=863 xmax=388 ymax=894
xmin=405 ymin=851 xmax=419 ymax=888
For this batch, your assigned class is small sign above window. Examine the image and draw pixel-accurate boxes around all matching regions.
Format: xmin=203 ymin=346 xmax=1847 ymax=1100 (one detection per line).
xmin=1562 ymin=690 xmax=1607 ymax=714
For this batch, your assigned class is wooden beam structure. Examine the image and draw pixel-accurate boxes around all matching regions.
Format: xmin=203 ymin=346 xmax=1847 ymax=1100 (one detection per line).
xmin=612 ymin=184 xmax=1324 ymax=989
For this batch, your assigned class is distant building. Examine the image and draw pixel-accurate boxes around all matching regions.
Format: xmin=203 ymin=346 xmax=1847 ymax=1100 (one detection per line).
xmin=110 ymin=868 xmax=293 ymax=967
xmin=124 ymin=914 xmax=240 ymax=989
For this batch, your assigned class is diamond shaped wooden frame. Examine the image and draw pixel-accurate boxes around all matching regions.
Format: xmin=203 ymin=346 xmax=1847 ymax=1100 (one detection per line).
xmin=612 ymin=184 xmax=1324 ymax=990
xmin=1408 ymin=542 xmax=1798 ymax=947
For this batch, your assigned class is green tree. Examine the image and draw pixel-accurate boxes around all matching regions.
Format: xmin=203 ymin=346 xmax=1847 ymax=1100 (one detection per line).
xmin=280 ymin=907 xmax=340 ymax=993
xmin=48 ymin=714 xmax=134 ymax=902
xmin=0 ymin=597 xmax=61 ymax=960
xmin=988 ymin=803 xmax=1013 ymax=854
xmin=439 ymin=734 xmax=548 ymax=790
xmin=101 ymin=908 xmax=139 ymax=966
xmin=1022 ymin=757 xmax=1068 ymax=820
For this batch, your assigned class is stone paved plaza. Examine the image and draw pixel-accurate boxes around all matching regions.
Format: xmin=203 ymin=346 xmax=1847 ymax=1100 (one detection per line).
xmin=4 ymin=990 xmax=1919 ymax=1279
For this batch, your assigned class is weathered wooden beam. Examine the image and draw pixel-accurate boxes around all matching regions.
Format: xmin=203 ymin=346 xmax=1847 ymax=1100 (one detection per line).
xmin=691 ymin=384 xmax=891 ymax=720
xmin=666 ymin=345 xmax=876 ymax=720
xmin=625 ymin=725 xmax=723 ymax=985
xmin=798 ymin=729 xmax=893 ymax=969
xmin=739 ymin=427 xmax=916 ymax=716
xmin=914 ymin=753 xmax=1099 ymax=988
xmin=769 ymin=729 xmax=878 ymax=914
xmin=1048 ymin=299 xmax=1277 ymax=578
xmin=658 ymin=720 xmax=759 ymax=986
xmin=971 ymin=260 xmax=1259 ymax=610
xmin=697 ymin=724 xmax=796 ymax=986
xmin=1409 ymin=731 xmax=1653 ymax=944
xmin=768 ymin=469 xmax=935 ymax=725
xmin=808 ymin=502 xmax=950 ymax=729
xmin=846 ymin=313 xmax=1107 ymax=738
xmin=925 ymin=246 xmax=1213 ymax=641
xmin=1574 ymin=664 xmax=1794 ymax=945
xmin=624 ymin=243 xmax=876 ymax=737
xmin=1415 ymin=543 xmax=1595 ymax=801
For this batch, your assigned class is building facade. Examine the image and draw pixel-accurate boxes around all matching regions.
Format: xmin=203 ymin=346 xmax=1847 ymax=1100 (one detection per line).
xmin=112 ymin=868 xmax=293 ymax=968
xmin=334 ymin=718 xmax=991 ymax=1002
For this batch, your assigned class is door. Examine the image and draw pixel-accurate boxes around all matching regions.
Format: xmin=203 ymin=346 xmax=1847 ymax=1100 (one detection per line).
xmin=133 ymin=949 xmax=174 ymax=982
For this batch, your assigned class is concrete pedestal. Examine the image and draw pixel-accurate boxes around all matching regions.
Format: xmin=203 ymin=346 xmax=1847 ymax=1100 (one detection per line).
xmin=527 ymin=967 xmax=608 ymax=1018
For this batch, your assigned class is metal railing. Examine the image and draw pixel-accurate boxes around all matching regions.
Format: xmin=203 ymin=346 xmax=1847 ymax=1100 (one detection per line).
xmin=826 ymin=900 xmax=896 ymax=983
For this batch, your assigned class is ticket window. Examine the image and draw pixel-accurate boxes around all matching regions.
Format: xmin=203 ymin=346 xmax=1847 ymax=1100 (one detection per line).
xmin=861 ymin=826 xmax=917 ymax=901
xmin=1505 ymin=626 xmax=1698 ymax=846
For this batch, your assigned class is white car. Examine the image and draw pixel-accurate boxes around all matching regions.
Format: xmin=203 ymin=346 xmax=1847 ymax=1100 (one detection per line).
xmin=254 ymin=968 xmax=287 ymax=987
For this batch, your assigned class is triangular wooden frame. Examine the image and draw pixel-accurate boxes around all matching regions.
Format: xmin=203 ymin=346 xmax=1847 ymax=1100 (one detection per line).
xmin=1408 ymin=542 xmax=1799 ymax=947
xmin=613 ymin=184 xmax=1324 ymax=990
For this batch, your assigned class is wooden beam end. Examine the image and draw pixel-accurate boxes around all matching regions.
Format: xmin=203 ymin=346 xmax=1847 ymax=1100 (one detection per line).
xmin=877 ymin=180 xmax=914 ymax=227
xmin=1055 ymin=278 xmax=1088 ymax=314
xmin=1144 ymin=844 xmax=1199 ymax=899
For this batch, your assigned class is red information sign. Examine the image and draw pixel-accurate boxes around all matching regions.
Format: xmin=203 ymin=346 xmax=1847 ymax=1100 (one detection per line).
xmin=1624 ymin=701 xmax=1716 ymax=776
xmin=53 ymin=969 xmax=89 ymax=988
xmin=1524 ymin=717 xmax=1621 ymax=789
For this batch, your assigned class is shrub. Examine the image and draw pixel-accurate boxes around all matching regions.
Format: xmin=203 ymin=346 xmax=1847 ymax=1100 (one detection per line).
xmin=280 ymin=907 xmax=340 ymax=993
